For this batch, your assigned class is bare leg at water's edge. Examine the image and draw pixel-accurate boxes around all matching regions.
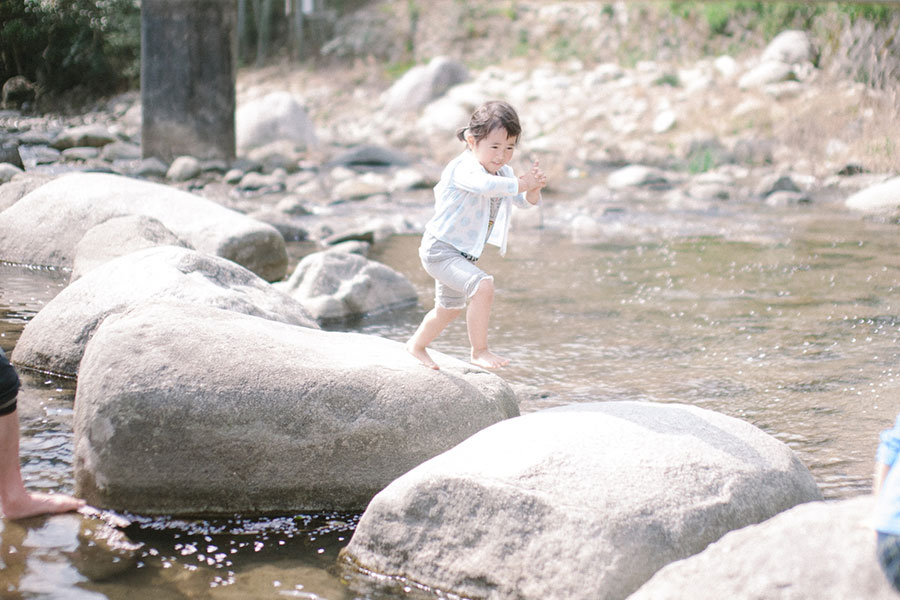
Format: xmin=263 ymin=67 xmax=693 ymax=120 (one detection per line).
xmin=467 ymin=278 xmax=509 ymax=369
xmin=407 ymin=306 xmax=463 ymax=370
xmin=0 ymin=410 xmax=85 ymax=520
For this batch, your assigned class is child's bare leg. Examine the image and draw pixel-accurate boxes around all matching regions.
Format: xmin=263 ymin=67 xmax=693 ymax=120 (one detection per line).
xmin=1 ymin=410 xmax=84 ymax=520
xmin=467 ymin=278 xmax=509 ymax=369
xmin=407 ymin=306 xmax=462 ymax=369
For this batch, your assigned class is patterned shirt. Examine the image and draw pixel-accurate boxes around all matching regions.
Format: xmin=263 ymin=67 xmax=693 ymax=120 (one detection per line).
xmin=425 ymin=150 xmax=532 ymax=259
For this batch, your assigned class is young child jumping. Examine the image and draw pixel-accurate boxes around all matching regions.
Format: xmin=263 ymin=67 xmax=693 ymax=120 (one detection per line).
xmin=406 ymin=100 xmax=546 ymax=370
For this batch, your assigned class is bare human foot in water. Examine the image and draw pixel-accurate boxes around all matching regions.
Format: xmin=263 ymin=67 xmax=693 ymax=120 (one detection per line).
xmin=470 ymin=349 xmax=509 ymax=369
xmin=2 ymin=490 xmax=85 ymax=520
xmin=406 ymin=340 xmax=440 ymax=370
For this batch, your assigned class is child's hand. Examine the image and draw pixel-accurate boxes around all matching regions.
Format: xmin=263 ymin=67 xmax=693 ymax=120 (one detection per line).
xmin=530 ymin=160 xmax=547 ymax=190
xmin=518 ymin=159 xmax=547 ymax=194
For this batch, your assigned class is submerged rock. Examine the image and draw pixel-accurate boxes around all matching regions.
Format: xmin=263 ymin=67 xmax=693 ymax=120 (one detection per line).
xmin=342 ymin=401 xmax=821 ymax=600
xmin=73 ymin=302 xmax=518 ymax=514
xmin=12 ymin=246 xmax=316 ymax=377
xmin=0 ymin=172 xmax=288 ymax=281
xmin=630 ymin=496 xmax=894 ymax=600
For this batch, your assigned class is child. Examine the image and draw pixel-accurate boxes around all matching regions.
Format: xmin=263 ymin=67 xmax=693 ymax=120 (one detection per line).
xmin=406 ymin=100 xmax=546 ymax=370
xmin=1 ymin=348 xmax=84 ymax=519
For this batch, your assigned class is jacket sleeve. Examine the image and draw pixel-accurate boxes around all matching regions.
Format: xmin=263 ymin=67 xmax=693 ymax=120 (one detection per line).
xmin=451 ymin=161 xmax=520 ymax=197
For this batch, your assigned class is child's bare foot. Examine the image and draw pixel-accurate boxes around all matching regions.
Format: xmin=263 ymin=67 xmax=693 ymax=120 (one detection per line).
xmin=3 ymin=491 xmax=85 ymax=520
xmin=470 ymin=349 xmax=509 ymax=369
xmin=406 ymin=340 xmax=440 ymax=370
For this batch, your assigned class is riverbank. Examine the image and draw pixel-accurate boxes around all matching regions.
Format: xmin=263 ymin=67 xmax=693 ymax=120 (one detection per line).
xmin=2 ymin=19 xmax=899 ymax=260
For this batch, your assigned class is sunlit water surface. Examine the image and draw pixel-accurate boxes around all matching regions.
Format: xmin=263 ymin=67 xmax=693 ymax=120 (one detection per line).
xmin=2 ymin=198 xmax=899 ymax=598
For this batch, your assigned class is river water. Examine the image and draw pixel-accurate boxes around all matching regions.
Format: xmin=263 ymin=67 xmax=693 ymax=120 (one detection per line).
xmin=1 ymin=194 xmax=898 ymax=598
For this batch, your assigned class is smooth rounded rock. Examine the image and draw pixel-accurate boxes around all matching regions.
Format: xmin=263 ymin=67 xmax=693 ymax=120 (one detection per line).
xmin=71 ymin=215 xmax=190 ymax=279
xmin=236 ymin=91 xmax=317 ymax=155
xmin=845 ymin=176 xmax=900 ymax=214
xmin=630 ymin=496 xmax=895 ymax=600
xmin=74 ymin=302 xmax=518 ymax=514
xmin=0 ymin=172 xmax=288 ymax=281
xmin=342 ymin=401 xmax=822 ymax=600
xmin=761 ymin=30 xmax=815 ymax=65
xmin=12 ymin=245 xmax=316 ymax=377
xmin=383 ymin=56 xmax=469 ymax=113
xmin=276 ymin=251 xmax=418 ymax=324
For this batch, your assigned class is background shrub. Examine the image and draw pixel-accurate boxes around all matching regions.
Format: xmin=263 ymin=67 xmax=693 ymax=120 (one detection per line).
xmin=0 ymin=0 xmax=140 ymax=102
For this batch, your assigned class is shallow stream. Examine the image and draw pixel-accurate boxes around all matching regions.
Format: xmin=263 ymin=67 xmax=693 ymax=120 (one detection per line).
xmin=1 ymin=195 xmax=899 ymax=598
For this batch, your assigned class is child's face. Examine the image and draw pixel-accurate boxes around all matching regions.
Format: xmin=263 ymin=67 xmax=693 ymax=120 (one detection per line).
xmin=467 ymin=127 xmax=517 ymax=174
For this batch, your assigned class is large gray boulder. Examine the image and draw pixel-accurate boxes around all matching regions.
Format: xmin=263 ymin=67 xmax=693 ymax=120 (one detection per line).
xmin=342 ymin=401 xmax=822 ymax=600
xmin=846 ymin=176 xmax=900 ymax=214
xmin=73 ymin=302 xmax=518 ymax=515
xmin=0 ymin=172 xmax=288 ymax=281
xmin=629 ymin=496 xmax=895 ymax=600
xmin=276 ymin=251 xmax=418 ymax=324
xmin=12 ymin=246 xmax=316 ymax=377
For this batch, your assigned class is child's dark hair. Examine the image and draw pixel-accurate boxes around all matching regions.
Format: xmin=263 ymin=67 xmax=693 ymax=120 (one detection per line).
xmin=456 ymin=100 xmax=522 ymax=143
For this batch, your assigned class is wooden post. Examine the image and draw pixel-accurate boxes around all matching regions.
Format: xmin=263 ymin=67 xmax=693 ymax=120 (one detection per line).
xmin=141 ymin=0 xmax=237 ymax=162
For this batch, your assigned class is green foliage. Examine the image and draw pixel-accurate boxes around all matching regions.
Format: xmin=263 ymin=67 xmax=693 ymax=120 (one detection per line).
xmin=837 ymin=4 xmax=896 ymax=25
xmin=514 ymin=28 xmax=531 ymax=57
xmin=654 ymin=73 xmax=681 ymax=87
xmin=0 ymin=0 xmax=140 ymax=99
xmin=687 ymin=147 xmax=715 ymax=174
xmin=702 ymin=3 xmax=733 ymax=36
xmin=669 ymin=2 xmax=897 ymax=40
xmin=384 ymin=59 xmax=416 ymax=81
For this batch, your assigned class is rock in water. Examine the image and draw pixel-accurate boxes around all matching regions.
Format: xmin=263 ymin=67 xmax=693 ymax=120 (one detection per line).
xmin=74 ymin=303 xmax=518 ymax=515
xmin=342 ymin=401 xmax=822 ymax=600
xmin=630 ymin=496 xmax=896 ymax=600
xmin=12 ymin=246 xmax=316 ymax=377
xmin=276 ymin=251 xmax=418 ymax=324
xmin=0 ymin=172 xmax=287 ymax=281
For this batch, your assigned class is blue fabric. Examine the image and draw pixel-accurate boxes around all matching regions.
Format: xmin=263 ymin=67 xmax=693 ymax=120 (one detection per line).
xmin=874 ymin=414 xmax=900 ymax=535
xmin=877 ymin=532 xmax=900 ymax=592
xmin=425 ymin=150 xmax=531 ymax=259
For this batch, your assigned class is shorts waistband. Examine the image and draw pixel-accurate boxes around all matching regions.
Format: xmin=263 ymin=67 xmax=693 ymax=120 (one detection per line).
xmin=460 ymin=251 xmax=478 ymax=262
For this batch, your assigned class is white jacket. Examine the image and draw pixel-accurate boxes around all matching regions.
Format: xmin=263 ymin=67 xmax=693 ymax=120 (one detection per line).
xmin=425 ymin=150 xmax=532 ymax=258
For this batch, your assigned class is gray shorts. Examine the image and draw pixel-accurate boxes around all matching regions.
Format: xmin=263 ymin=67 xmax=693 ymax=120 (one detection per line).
xmin=419 ymin=233 xmax=492 ymax=310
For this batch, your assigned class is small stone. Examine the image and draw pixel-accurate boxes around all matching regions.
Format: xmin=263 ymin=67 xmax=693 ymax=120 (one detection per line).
xmin=166 ymin=155 xmax=202 ymax=181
